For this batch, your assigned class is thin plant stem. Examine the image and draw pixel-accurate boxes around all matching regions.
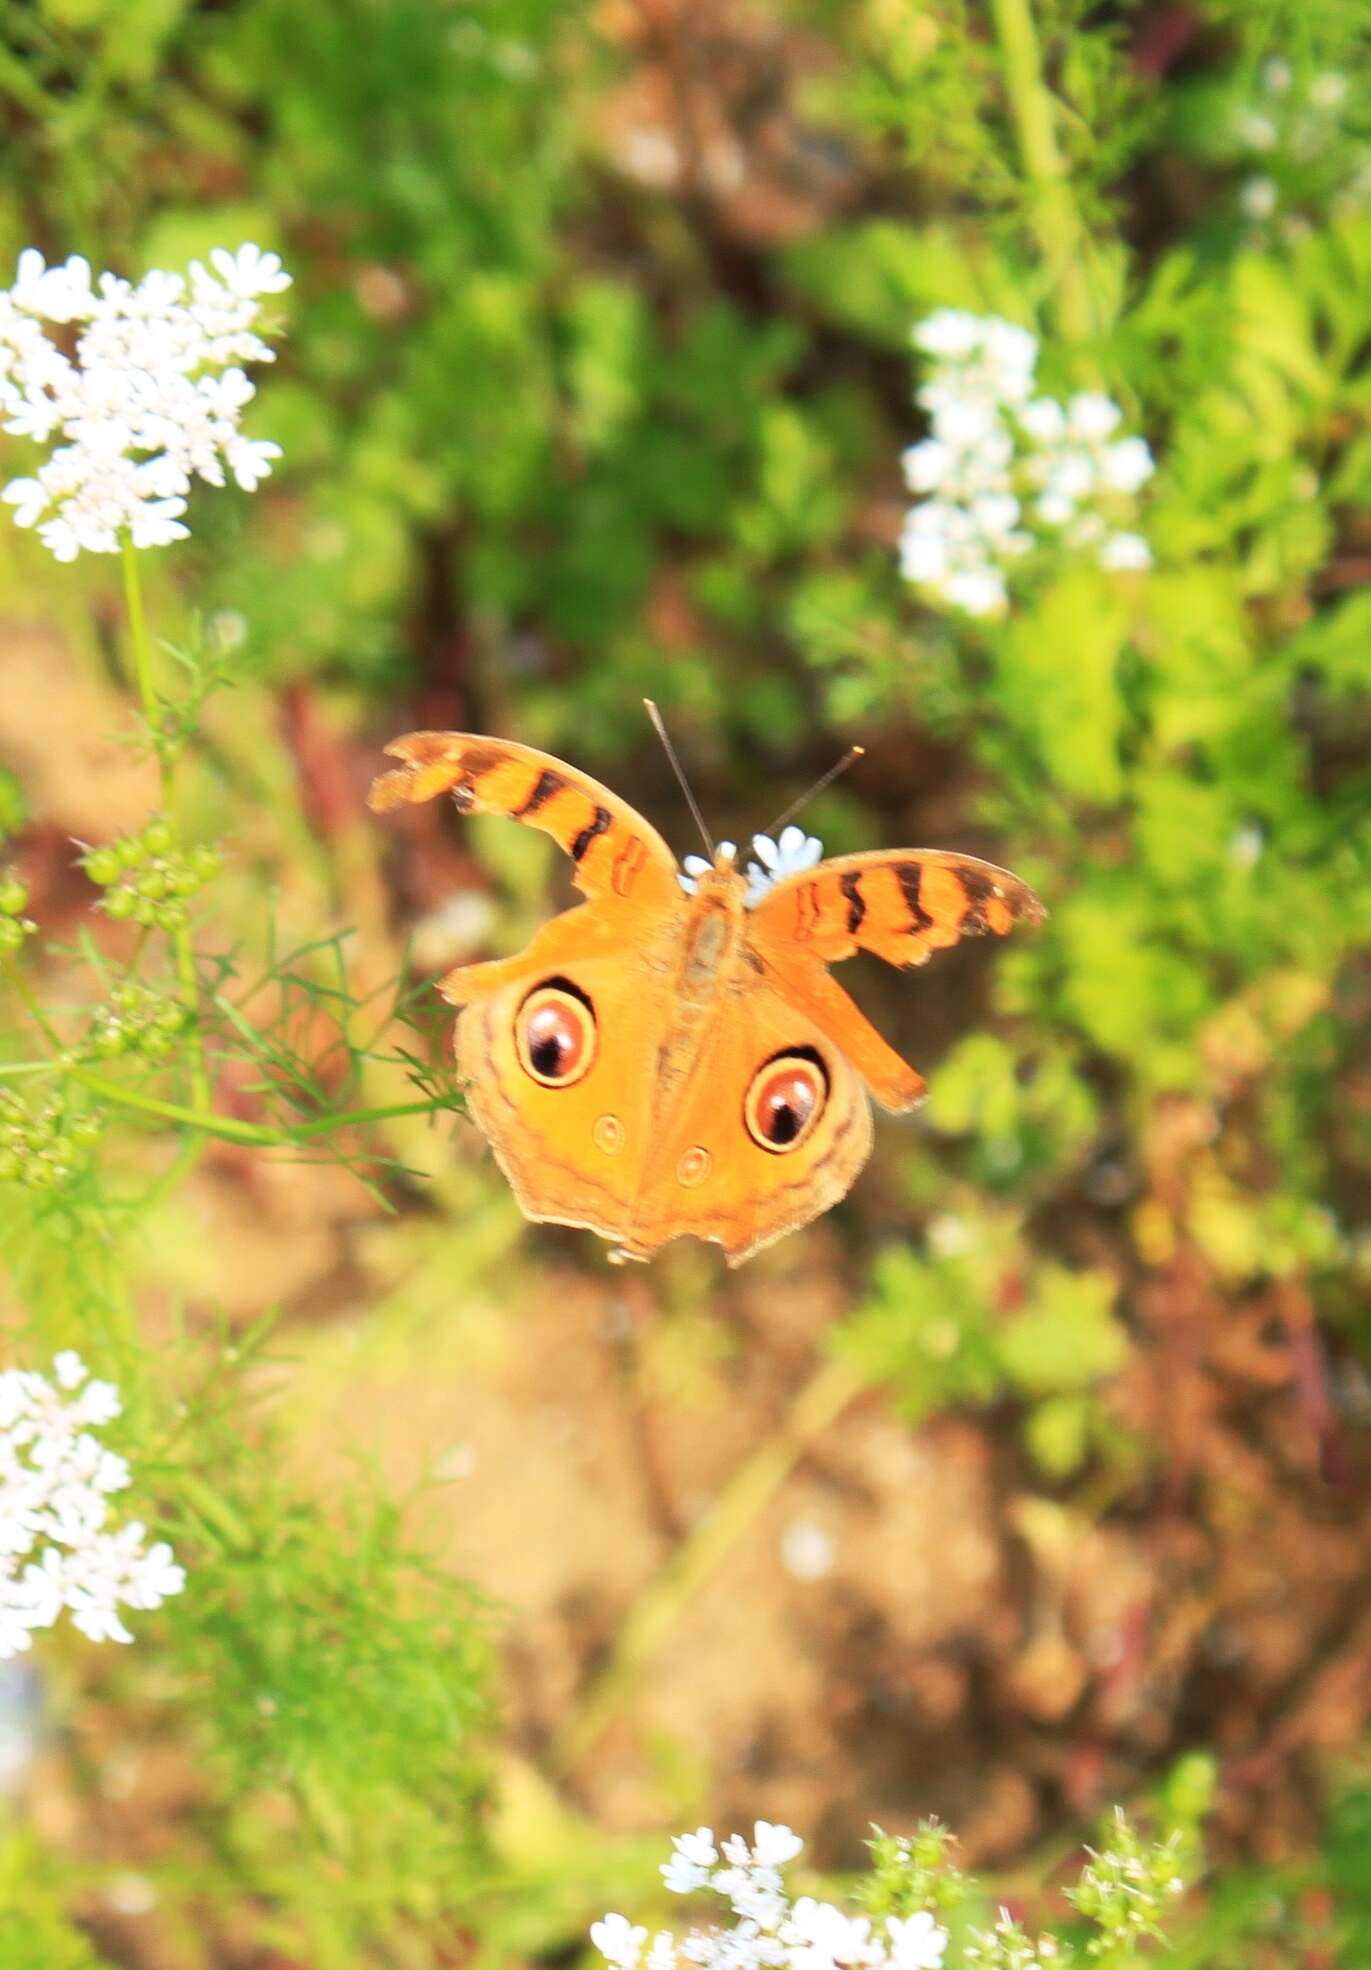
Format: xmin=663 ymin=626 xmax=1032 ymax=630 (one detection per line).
xmin=991 ymin=0 xmax=1095 ymax=346
xmin=120 ymin=534 xmax=211 ymax=1113
xmin=7 ymin=967 xmax=65 ymax=1055
xmin=72 ymin=1069 xmax=459 ymax=1147
xmin=548 ymin=1352 xmax=865 ymax=1777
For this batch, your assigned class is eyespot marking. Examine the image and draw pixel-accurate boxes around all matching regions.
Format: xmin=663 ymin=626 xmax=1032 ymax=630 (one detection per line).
xmin=744 ymin=1048 xmax=828 ymax=1154
xmin=676 ymin=1146 xmax=712 ymax=1187
xmin=594 ymin=1113 xmax=625 ymax=1155
xmin=515 ymin=979 xmax=597 ymax=1087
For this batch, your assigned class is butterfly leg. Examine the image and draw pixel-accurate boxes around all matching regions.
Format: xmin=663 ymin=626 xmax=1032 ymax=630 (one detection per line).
xmin=758 ymin=953 xmax=926 ymax=1113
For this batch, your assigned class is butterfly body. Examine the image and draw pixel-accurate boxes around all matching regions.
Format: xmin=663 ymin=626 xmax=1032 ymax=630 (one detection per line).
xmin=370 ymin=731 xmax=1044 ymax=1265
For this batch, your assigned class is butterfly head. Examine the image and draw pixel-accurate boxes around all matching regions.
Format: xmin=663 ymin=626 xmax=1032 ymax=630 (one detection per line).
xmin=678 ymin=839 xmax=747 ymax=903
xmin=679 ymin=828 xmax=824 ymax=907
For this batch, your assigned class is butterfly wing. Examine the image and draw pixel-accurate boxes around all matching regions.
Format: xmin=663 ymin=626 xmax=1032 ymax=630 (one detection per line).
xmin=456 ymin=940 xmax=871 ymax=1267
xmin=748 ymin=849 xmax=1044 ymax=1116
xmin=368 ymin=731 xmax=681 ymax=908
xmin=454 ymin=948 xmax=668 ymax=1251
xmin=750 ymin=849 xmax=1044 ymax=967
xmin=624 ymin=972 xmax=873 ymax=1266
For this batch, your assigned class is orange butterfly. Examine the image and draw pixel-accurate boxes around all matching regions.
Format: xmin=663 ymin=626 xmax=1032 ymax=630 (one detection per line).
xmin=370 ymin=729 xmax=1043 ymax=1265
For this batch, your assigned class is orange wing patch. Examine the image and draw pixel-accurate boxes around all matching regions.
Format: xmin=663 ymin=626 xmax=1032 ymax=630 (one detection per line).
xmin=368 ymin=732 xmax=680 ymax=906
xmin=752 ymin=850 xmax=1044 ymax=970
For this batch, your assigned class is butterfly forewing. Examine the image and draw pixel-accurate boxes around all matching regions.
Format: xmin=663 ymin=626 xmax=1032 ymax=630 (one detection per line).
xmin=749 ymin=849 xmax=1045 ymax=970
xmin=368 ymin=732 xmax=681 ymax=908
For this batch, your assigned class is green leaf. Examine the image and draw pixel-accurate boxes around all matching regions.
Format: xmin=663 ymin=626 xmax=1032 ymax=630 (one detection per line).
xmin=1001 ymin=573 xmax=1128 ymax=803
xmin=999 ymin=1265 xmax=1126 ymax=1394
xmin=1025 ymin=1392 xmax=1092 ymax=1477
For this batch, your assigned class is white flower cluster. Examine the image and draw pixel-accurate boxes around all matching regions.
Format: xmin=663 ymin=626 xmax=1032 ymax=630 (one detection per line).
xmin=591 ymin=1822 xmax=949 ymax=1970
xmin=680 ymin=827 xmax=824 ymax=905
xmin=1233 ymin=60 xmax=1370 ymax=231
xmin=0 ymin=243 xmax=290 ymax=561
xmin=0 ymin=1352 xmax=185 ymax=1657
xmin=899 ymin=311 xmax=1154 ymax=618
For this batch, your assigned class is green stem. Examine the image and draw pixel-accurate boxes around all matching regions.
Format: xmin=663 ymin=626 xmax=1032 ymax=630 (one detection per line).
xmin=990 ymin=0 xmax=1094 ymax=345
xmin=120 ymin=535 xmax=211 ymax=1114
xmin=548 ymin=1353 xmax=865 ymax=1777
xmin=8 ymin=967 xmax=65 ymax=1055
xmin=72 ymin=1069 xmax=458 ymax=1147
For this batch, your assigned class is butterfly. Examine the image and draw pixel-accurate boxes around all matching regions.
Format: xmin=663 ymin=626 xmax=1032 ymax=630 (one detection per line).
xmin=369 ymin=730 xmax=1044 ymax=1266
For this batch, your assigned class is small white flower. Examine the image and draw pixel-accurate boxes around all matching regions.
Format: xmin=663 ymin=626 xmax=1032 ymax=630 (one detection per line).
xmin=744 ymin=827 xmax=823 ymax=906
xmin=2 ymin=479 xmax=46 ymax=528
xmin=1260 ymin=57 xmax=1293 ymax=96
xmin=1066 ymin=392 xmax=1122 ymax=442
xmin=664 ymin=1827 xmax=720 ymax=1894
xmin=1238 ymin=110 xmax=1278 ymax=152
xmin=899 ymin=510 xmax=952 ymax=585
xmin=917 ymin=393 xmax=1001 ymax=450
xmin=127 ymin=498 xmax=192 ymax=553
xmin=678 ymin=854 xmax=712 ymax=897
xmin=902 ymin=440 xmax=951 ymax=494
xmin=1035 ymin=490 xmax=1075 ymax=528
xmin=1240 ymin=175 xmax=1279 ymax=220
xmin=1098 ymin=436 xmax=1154 ymax=495
xmin=593 ymin=1914 xmax=648 ymax=1969
xmin=970 ymin=492 xmax=1021 ymax=543
xmin=17 ymin=1549 xmax=65 ymax=1629
xmin=943 ymin=566 xmax=1007 ymax=617
xmin=750 ymin=1822 xmax=803 ymax=1869
xmin=780 ymin=1519 xmax=835 ymax=1581
xmin=927 ymin=1213 xmax=972 ymax=1258
xmin=207 ymin=243 xmax=292 ymax=296
xmin=886 ymin=1912 xmax=948 ymax=1969
xmin=912 ymin=310 xmax=982 ymax=361
xmin=1229 ymin=822 xmax=1264 ymax=869
xmin=1309 ymin=71 xmax=1348 ymax=110
xmin=12 ymin=250 xmax=93 ymax=323
xmin=226 ymin=434 xmax=283 ymax=491
xmin=663 ymin=1858 xmax=711 ymax=1896
xmin=1036 ymin=449 xmax=1096 ymax=503
xmin=983 ymin=319 xmax=1039 ymax=391
xmin=783 ymin=1898 xmax=883 ymax=1970
xmin=52 ymin=1352 xmax=85 ymax=1391
xmin=1098 ymin=531 xmax=1152 ymax=570
xmin=68 ymin=1591 xmax=135 ymax=1647
xmin=75 ymin=1378 xmax=121 ymax=1428
xmin=1018 ymin=398 xmax=1065 ymax=443
xmin=128 ymin=1541 xmax=186 ymax=1608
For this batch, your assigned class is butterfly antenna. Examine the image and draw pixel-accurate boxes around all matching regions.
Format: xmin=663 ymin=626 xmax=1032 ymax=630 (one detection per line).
xmin=644 ymin=699 xmax=714 ymax=857
xmin=759 ymin=746 xmax=865 ymax=840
